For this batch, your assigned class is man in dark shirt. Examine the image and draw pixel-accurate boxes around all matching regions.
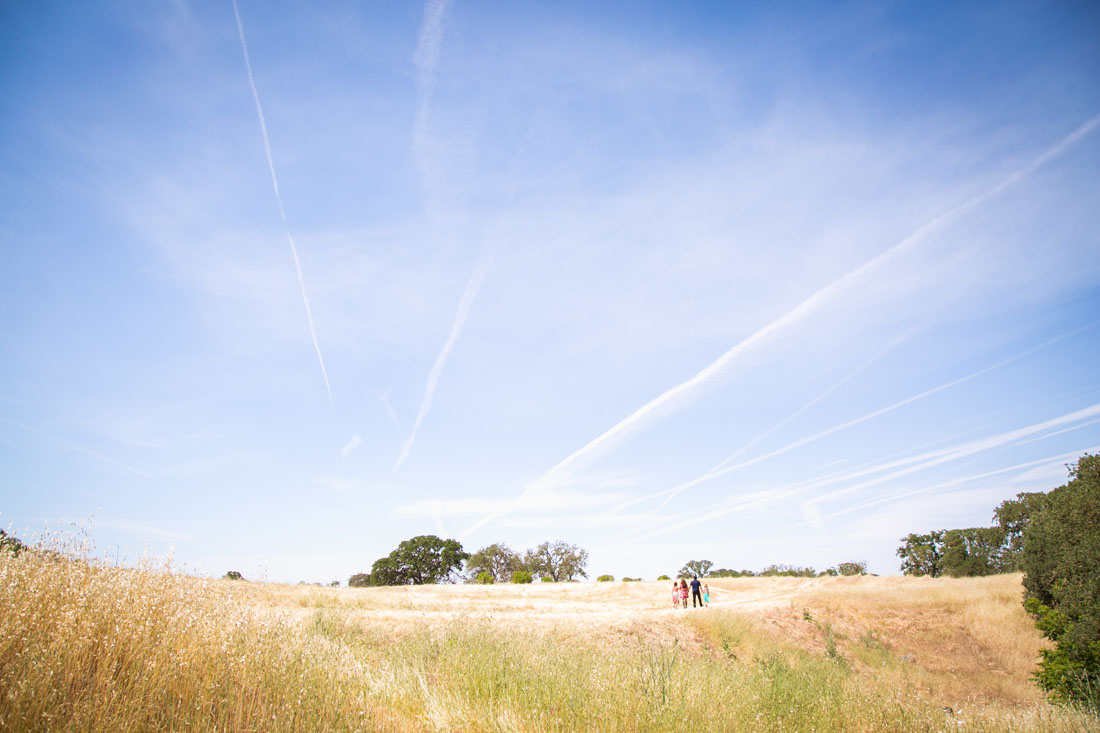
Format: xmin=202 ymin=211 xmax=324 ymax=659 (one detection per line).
xmin=690 ymin=576 xmax=703 ymax=608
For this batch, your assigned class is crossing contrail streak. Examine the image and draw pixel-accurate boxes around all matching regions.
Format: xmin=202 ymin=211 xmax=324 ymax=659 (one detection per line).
xmin=609 ymin=322 xmax=1095 ymax=516
xmin=618 ymin=402 xmax=1100 ymax=543
xmin=0 ymin=416 xmax=168 ymax=484
xmin=395 ymin=254 xmax=491 ymax=470
xmin=459 ymin=114 xmax=1100 ymax=540
xmin=232 ymin=0 xmax=332 ymax=401
xmin=804 ymin=444 xmax=1100 ymax=527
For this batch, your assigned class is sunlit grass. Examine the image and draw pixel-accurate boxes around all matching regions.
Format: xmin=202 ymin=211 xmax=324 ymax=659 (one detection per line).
xmin=2 ymin=540 xmax=1097 ymax=731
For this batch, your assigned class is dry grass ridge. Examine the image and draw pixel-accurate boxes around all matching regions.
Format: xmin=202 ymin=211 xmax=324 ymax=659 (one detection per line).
xmin=2 ymin=544 xmax=1097 ymax=731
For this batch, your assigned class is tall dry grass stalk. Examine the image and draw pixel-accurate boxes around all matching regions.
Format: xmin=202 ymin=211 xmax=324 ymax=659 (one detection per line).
xmin=2 ymin=541 xmax=1097 ymax=731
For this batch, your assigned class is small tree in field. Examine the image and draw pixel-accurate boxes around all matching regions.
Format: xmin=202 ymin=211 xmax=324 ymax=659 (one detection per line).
xmin=837 ymin=561 xmax=867 ymax=576
xmin=512 ymin=570 xmax=533 ymax=584
xmin=366 ymin=535 xmax=469 ymax=586
xmin=678 ymin=560 xmax=713 ymax=578
xmin=597 ymin=574 xmax=614 ymax=582
xmin=348 ymin=573 xmax=371 ymax=587
xmin=466 ymin=543 xmax=521 ymax=583
xmin=525 ymin=541 xmax=589 ymax=582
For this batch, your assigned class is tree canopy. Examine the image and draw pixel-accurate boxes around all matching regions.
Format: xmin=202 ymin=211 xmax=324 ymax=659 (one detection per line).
xmin=466 ymin=542 xmax=521 ymax=583
xmin=365 ymin=535 xmax=469 ymax=586
xmin=524 ymin=541 xmax=589 ymax=582
xmin=678 ymin=559 xmax=713 ymax=578
xmin=1021 ymin=454 xmax=1100 ymax=711
xmin=897 ymin=531 xmax=946 ymax=577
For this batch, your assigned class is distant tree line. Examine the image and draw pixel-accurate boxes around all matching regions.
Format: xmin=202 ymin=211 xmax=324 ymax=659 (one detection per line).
xmin=895 ymin=491 xmax=1046 ymax=577
xmin=686 ymin=560 xmax=867 ymax=578
xmin=347 ymin=537 xmax=589 ymax=587
xmin=466 ymin=540 xmax=589 ymax=583
xmin=897 ymin=454 xmax=1098 ymax=712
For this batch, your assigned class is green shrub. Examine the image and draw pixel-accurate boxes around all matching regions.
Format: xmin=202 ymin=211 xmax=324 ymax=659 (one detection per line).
xmin=540 ymin=576 xmax=553 ymax=582
xmin=348 ymin=573 xmax=370 ymax=587
xmin=512 ymin=571 xmax=533 ymax=584
xmin=657 ymin=574 xmax=670 ymax=581
xmin=1021 ymin=454 xmax=1100 ymax=712
xmin=223 ymin=570 xmax=244 ymax=581
xmin=476 ymin=571 xmax=494 ymax=584
xmin=597 ymin=574 xmax=614 ymax=582
xmin=0 ymin=530 xmax=26 ymax=556
xmin=622 ymin=577 xmax=641 ymax=582
xmin=837 ymin=561 xmax=867 ymax=576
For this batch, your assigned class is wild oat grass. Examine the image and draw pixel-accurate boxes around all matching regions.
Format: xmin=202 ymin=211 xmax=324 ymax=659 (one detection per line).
xmin=2 ymin=543 xmax=1097 ymax=731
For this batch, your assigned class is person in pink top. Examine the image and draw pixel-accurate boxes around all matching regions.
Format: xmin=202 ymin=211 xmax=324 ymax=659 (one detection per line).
xmin=679 ymin=579 xmax=689 ymax=608
xmin=672 ymin=581 xmax=680 ymax=608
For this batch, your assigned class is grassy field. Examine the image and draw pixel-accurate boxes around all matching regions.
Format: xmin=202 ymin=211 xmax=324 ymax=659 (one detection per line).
xmin=2 ymin=545 xmax=1097 ymax=731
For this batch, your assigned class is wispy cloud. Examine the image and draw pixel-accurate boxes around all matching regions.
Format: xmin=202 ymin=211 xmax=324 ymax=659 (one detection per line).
xmin=93 ymin=517 xmax=195 ymax=542
xmin=231 ymin=0 xmax=333 ymax=401
xmin=379 ymin=385 xmax=399 ymax=425
xmin=0 ymin=416 xmax=168 ymax=483
xmin=395 ymin=253 xmax=491 ymax=470
xmin=340 ymin=434 xmax=362 ymax=458
xmin=461 ymin=114 xmax=1100 ymax=542
xmin=401 ymin=487 xmax=623 ymax=522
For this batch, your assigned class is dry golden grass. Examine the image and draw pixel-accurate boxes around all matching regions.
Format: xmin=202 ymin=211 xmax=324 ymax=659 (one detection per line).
xmin=3 ymin=544 xmax=1097 ymax=732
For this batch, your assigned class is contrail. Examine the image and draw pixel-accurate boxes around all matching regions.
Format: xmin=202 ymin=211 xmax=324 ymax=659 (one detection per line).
xmin=232 ymin=0 xmax=332 ymax=401
xmin=706 ymin=328 xmax=914 ymax=475
xmin=633 ymin=327 xmax=912 ymax=517
xmin=804 ymin=444 xmax=1100 ymax=528
xmin=380 ymin=385 xmax=399 ymax=425
xmin=413 ymin=0 xmax=452 ymax=194
xmin=340 ymin=434 xmax=362 ymax=458
xmin=619 ymin=402 xmax=1100 ymax=543
xmin=0 ymin=416 xmax=168 ymax=484
xmin=609 ymin=322 xmax=1095 ymax=516
xmin=460 ymin=115 xmax=1100 ymax=541
xmin=395 ymin=254 xmax=491 ymax=470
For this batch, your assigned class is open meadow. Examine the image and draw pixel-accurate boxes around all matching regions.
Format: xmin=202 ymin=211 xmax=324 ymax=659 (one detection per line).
xmin=2 ymin=546 xmax=1097 ymax=732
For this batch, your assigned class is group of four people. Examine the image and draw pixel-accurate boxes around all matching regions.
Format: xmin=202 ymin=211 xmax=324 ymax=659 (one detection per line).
xmin=673 ymin=576 xmax=709 ymax=608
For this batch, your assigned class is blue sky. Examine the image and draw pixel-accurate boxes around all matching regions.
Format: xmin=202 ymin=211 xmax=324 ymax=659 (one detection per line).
xmin=2 ymin=1 xmax=1098 ymax=582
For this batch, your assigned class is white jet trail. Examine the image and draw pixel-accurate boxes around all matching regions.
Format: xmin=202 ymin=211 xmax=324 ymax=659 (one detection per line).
xmin=460 ymin=113 xmax=1100 ymax=540
xmin=232 ymin=0 xmax=332 ymax=401
xmin=340 ymin=434 xmax=362 ymax=458
xmin=805 ymin=444 xmax=1100 ymax=527
xmin=379 ymin=385 xmax=399 ymax=425
xmin=412 ymin=0 xmax=452 ymax=193
xmin=0 ymin=416 xmax=168 ymax=484
xmin=619 ymin=402 xmax=1100 ymax=543
xmin=706 ymin=328 xmax=913 ymax=476
xmin=633 ymin=327 xmax=912 ymax=517
xmin=395 ymin=254 xmax=491 ymax=470
xmin=609 ymin=322 xmax=1095 ymax=516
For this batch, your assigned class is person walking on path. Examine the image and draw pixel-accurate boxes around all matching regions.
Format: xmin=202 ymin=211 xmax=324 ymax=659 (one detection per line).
xmin=690 ymin=576 xmax=704 ymax=608
xmin=679 ymin=579 xmax=689 ymax=608
xmin=703 ymin=583 xmax=710 ymax=607
xmin=672 ymin=581 xmax=681 ymax=608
